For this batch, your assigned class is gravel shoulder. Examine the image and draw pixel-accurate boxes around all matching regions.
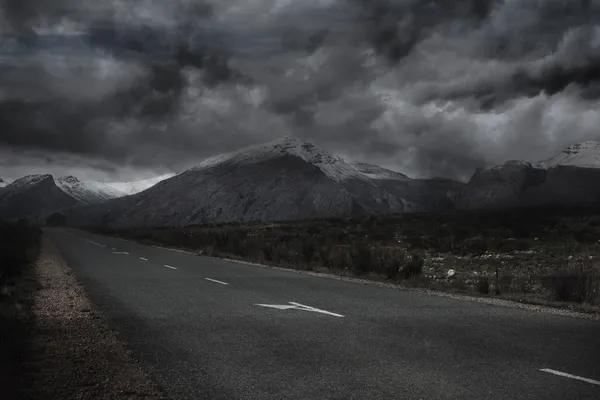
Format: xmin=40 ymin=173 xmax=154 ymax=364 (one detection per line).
xmin=25 ymin=233 xmax=170 ymax=400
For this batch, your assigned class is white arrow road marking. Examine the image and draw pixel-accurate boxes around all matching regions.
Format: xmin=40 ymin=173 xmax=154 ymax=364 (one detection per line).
xmin=256 ymin=304 xmax=299 ymax=311
xmin=255 ymin=302 xmax=344 ymax=317
xmin=288 ymin=302 xmax=345 ymax=317
xmin=540 ymin=369 xmax=600 ymax=386
xmin=112 ymin=251 xmax=129 ymax=255
xmin=205 ymin=278 xmax=229 ymax=285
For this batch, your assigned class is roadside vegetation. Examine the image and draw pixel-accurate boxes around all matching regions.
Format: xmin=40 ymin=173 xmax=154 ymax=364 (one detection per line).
xmin=0 ymin=220 xmax=42 ymax=398
xmin=95 ymin=203 xmax=600 ymax=312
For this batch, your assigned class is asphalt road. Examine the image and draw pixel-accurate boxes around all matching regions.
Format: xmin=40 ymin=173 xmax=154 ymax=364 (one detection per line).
xmin=49 ymin=228 xmax=600 ymax=400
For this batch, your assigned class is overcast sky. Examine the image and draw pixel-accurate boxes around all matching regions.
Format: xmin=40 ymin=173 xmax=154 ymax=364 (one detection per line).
xmin=1 ymin=0 xmax=599 ymax=182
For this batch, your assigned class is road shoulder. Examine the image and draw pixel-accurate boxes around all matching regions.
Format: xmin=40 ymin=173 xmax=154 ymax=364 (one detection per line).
xmin=25 ymin=233 xmax=169 ymax=400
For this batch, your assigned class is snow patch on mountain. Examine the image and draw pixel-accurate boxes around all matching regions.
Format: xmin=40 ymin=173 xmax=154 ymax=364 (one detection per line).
xmin=349 ymin=161 xmax=410 ymax=181
xmin=106 ymin=174 xmax=175 ymax=195
xmin=56 ymin=176 xmax=125 ymax=204
xmin=539 ymin=141 xmax=600 ymax=169
xmin=194 ymin=137 xmax=370 ymax=183
xmin=9 ymin=174 xmax=52 ymax=188
xmin=0 ymin=178 xmax=9 ymax=188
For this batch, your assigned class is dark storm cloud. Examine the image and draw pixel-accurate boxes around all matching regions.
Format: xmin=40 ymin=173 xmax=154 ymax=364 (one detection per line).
xmin=355 ymin=0 xmax=496 ymax=63
xmin=1 ymin=0 xmax=600 ymax=181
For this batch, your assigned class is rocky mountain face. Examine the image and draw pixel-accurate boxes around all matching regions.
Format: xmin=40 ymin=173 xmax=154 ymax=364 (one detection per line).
xmin=60 ymin=137 xmax=463 ymax=228
xmin=0 ymin=174 xmax=125 ymax=221
xmin=56 ymin=176 xmax=126 ymax=204
xmin=457 ymin=142 xmax=600 ymax=209
xmin=538 ymin=141 xmax=600 ymax=169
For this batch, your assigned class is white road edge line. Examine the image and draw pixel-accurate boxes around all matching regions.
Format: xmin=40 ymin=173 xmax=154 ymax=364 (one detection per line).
xmin=205 ymin=278 xmax=229 ymax=285
xmin=540 ymin=369 xmax=600 ymax=386
xmin=139 ymin=257 xmax=148 ymax=261
xmin=289 ymin=302 xmax=345 ymax=317
xmin=164 ymin=265 xmax=177 ymax=270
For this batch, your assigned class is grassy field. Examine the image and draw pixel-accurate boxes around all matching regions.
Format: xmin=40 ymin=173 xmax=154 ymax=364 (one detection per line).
xmin=0 ymin=220 xmax=42 ymax=398
xmin=95 ymin=203 xmax=600 ymax=312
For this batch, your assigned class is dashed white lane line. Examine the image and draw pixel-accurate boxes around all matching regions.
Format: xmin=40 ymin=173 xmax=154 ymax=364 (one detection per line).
xmin=164 ymin=265 xmax=177 ymax=270
xmin=85 ymin=239 xmax=106 ymax=248
xmin=112 ymin=251 xmax=129 ymax=255
xmin=205 ymin=278 xmax=229 ymax=285
xmin=112 ymin=247 xmax=117 ymax=250
xmin=139 ymin=257 xmax=148 ymax=261
xmin=540 ymin=369 xmax=600 ymax=386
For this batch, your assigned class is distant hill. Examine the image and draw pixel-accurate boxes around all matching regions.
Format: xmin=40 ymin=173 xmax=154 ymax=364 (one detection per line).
xmin=0 ymin=174 xmax=125 ymax=221
xmin=457 ymin=141 xmax=600 ymax=209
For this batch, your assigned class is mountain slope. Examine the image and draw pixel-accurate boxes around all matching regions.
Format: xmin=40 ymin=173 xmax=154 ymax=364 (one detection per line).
xmin=457 ymin=142 xmax=600 ymax=209
xmin=56 ymin=176 xmax=126 ymax=203
xmin=539 ymin=141 xmax=600 ymax=169
xmin=106 ymin=174 xmax=175 ymax=195
xmin=350 ymin=161 xmax=460 ymax=212
xmin=0 ymin=175 xmax=81 ymax=220
xmin=0 ymin=174 xmax=126 ymax=221
xmin=62 ymin=137 xmax=462 ymax=228
xmin=0 ymin=178 xmax=8 ymax=188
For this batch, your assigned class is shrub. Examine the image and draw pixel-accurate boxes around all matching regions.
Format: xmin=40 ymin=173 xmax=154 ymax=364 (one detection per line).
xmin=301 ymin=241 xmax=315 ymax=264
xmin=318 ymin=245 xmax=333 ymax=269
xmin=385 ymin=251 xmax=404 ymax=280
xmin=352 ymin=242 xmax=371 ymax=275
xmin=477 ymin=277 xmax=490 ymax=294
xmin=329 ymin=246 xmax=348 ymax=271
xmin=403 ymin=253 xmax=424 ymax=279
xmin=46 ymin=212 xmax=67 ymax=227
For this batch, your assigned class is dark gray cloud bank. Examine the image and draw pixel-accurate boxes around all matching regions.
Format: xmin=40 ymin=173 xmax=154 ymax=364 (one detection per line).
xmin=1 ymin=0 xmax=600 ymax=181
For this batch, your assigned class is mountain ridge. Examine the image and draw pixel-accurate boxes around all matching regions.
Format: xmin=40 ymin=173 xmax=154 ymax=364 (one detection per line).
xmin=6 ymin=138 xmax=600 ymax=226
xmin=0 ymin=174 xmax=125 ymax=221
xmin=56 ymin=137 xmax=460 ymax=228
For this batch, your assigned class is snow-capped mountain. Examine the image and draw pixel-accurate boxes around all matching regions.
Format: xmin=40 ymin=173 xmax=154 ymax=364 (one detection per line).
xmin=54 ymin=138 xmax=600 ymax=228
xmin=56 ymin=176 xmax=126 ymax=203
xmin=61 ymin=137 xmax=461 ymax=228
xmin=0 ymin=174 xmax=125 ymax=221
xmin=193 ymin=137 xmax=373 ymax=182
xmin=0 ymin=178 xmax=8 ymax=188
xmin=106 ymin=174 xmax=175 ymax=195
xmin=538 ymin=141 xmax=600 ymax=169
xmin=457 ymin=142 xmax=600 ymax=209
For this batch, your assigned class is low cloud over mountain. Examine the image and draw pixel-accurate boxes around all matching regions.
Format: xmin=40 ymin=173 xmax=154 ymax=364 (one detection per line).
xmin=2 ymin=1 xmax=600 ymax=181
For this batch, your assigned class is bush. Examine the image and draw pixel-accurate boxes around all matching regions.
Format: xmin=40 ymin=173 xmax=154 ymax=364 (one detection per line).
xmin=385 ymin=251 xmax=404 ymax=280
xmin=0 ymin=223 xmax=41 ymax=282
xmin=551 ymin=274 xmax=591 ymax=303
xmin=46 ymin=212 xmax=67 ymax=227
xmin=477 ymin=277 xmax=490 ymax=294
xmin=403 ymin=253 xmax=424 ymax=279
xmin=352 ymin=242 xmax=371 ymax=275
